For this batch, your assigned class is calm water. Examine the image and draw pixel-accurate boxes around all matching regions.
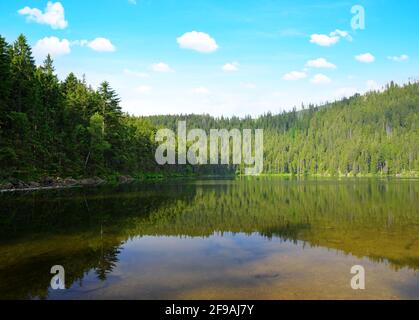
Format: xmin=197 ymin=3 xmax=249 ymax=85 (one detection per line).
xmin=0 ymin=178 xmax=418 ymax=300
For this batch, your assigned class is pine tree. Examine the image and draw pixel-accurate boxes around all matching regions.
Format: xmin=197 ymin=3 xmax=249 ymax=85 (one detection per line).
xmin=0 ymin=35 xmax=11 ymax=116
xmin=97 ymin=81 xmax=122 ymax=128
xmin=36 ymin=55 xmax=64 ymax=168
xmin=9 ymin=34 xmax=37 ymax=114
xmin=86 ymin=113 xmax=110 ymax=174
xmin=0 ymin=35 xmax=13 ymax=173
xmin=97 ymin=81 xmax=124 ymax=169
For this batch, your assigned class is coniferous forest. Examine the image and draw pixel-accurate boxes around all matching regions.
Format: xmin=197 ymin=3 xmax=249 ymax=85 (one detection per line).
xmin=0 ymin=34 xmax=418 ymax=185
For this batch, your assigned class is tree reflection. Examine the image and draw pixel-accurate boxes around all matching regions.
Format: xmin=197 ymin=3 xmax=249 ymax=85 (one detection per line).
xmin=0 ymin=178 xmax=418 ymax=299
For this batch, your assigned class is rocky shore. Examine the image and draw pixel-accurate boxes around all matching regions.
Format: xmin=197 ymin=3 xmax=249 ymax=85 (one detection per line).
xmin=0 ymin=175 xmax=136 ymax=193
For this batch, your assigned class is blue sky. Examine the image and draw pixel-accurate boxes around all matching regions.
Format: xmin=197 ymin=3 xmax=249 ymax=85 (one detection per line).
xmin=0 ymin=0 xmax=418 ymax=116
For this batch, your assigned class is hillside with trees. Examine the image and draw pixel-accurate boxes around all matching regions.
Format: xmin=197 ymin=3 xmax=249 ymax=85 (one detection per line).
xmin=149 ymin=82 xmax=418 ymax=176
xmin=0 ymin=34 xmax=418 ymax=185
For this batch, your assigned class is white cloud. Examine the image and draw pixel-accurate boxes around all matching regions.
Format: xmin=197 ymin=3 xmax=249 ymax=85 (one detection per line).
xmin=87 ymin=38 xmax=116 ymax=52
xmin=310 ymin=74 xmax=331 ymax=84
xmin=330 ymin=29 xmax=352 ymax=41
xmin=366 ymin=80 xmax=380 ymax=91
xmin=123 ymin=69 xmax=149 ymax=78
xmin=305 ymin=58 xmax=336 ymax=69
xmin=18 ymin=2 xmax=68 ymax=29
xmin=32 ymin=36 xmax=116 ymax=62
xmin=72 ymin=38 xmax=116 ymax=52
xmin=135 ymin=85 xmax=153 ymax=94
xmin=177 ymin=31 xmax=219 ymax=53
xmin=222 ymin=62 xmax=239 ymax=72
xmin=355 ymin=53 xmax=375 ymax=63
xmin=33 ymin=37 xmax=70 ymax=60
xmin=282 ymin=71 xmax=307 ymax=81
xmin=151 ymin=62 xmax=174 ymax=73
xmin=310 ymin=29 xmax=352 ymax=46
xmin=387 ymin=54 xmax=409 ymax=62
xmin=310 ymin=34 xmax=339 ymax=46
xmin=192 ymin=87 xmax=210 ymax=94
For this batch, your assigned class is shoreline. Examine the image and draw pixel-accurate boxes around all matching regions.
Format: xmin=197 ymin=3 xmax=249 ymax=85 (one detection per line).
xmin=1 ymin=173 xmax=418 ymax=193
xmin=0 ymin=176 xmax=133 ymax=194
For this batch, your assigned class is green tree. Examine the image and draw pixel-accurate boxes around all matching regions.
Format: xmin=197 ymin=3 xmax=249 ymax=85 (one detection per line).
xmin=86 ymin=113 xmax=110 ymax=174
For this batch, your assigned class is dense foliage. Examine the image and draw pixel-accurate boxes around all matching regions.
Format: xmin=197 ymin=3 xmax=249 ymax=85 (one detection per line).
xmin=148 ymin=84 xmax=419 ymax=176
xmin=0 ymin=34 xmax=418 ymax=180
xmin=0 ymin=34 xmax=161 ymax=180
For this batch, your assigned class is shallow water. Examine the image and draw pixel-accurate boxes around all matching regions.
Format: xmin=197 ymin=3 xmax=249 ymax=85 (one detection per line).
xmin=0 ymin=178 xmax=418 ymax=300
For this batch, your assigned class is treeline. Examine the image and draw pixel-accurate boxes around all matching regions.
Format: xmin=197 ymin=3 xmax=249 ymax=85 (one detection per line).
xmin=0 ymin=34 xmax=418 ymax=181
xmin=0 ymin=34 xmax=233 ymax=182
xmin=0 ymin=34 xmax=179 ymax=181
xmin=148 ymin=83 xmax=419 ymax=176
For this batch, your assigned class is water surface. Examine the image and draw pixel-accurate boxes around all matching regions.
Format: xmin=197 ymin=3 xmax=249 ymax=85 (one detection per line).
xmin=0 ymin=178 xmax=418 ymax=299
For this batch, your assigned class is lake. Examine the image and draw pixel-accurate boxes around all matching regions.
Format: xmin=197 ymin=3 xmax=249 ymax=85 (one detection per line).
xmin=0 ymin=177 xmax=418 ymax=300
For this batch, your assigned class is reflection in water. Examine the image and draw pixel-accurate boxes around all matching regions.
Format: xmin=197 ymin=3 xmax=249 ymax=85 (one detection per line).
xmin=0 ymin=178 xmax=418 ymax=299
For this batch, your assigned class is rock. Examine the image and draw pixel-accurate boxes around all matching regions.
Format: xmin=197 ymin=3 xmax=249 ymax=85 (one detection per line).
xmin=63 ymin=178 xmax=78 ymax=186
xmin=28 ymin=181 xmax=41 ymax=188
xmin=118 ymin=175 xmax=134 ymax=184
xmin=79 ymin=177 xmax=105 ymax=186
xmin=93 ymin=177 xmax=106 ymax=185
xmin=79 ymin=178 xmax=97 ymax=186
xmin=8 ymin=178 xmax=19 ymax=186
xmin=10 ymin=179 xmax=28 ymax=189
xmin=41 ymin=176 xmax=55 ymax=186
xmin=0 ymin=183 xmax=14 ymax=190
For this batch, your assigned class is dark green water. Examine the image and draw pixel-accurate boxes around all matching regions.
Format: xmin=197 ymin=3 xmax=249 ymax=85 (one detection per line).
xmin=0 ymin=178 xmax=418 ymax=300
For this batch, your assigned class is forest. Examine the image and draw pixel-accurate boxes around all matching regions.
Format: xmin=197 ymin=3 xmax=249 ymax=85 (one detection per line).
xmin=0 ymin=34 xmax=418 ymax=184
